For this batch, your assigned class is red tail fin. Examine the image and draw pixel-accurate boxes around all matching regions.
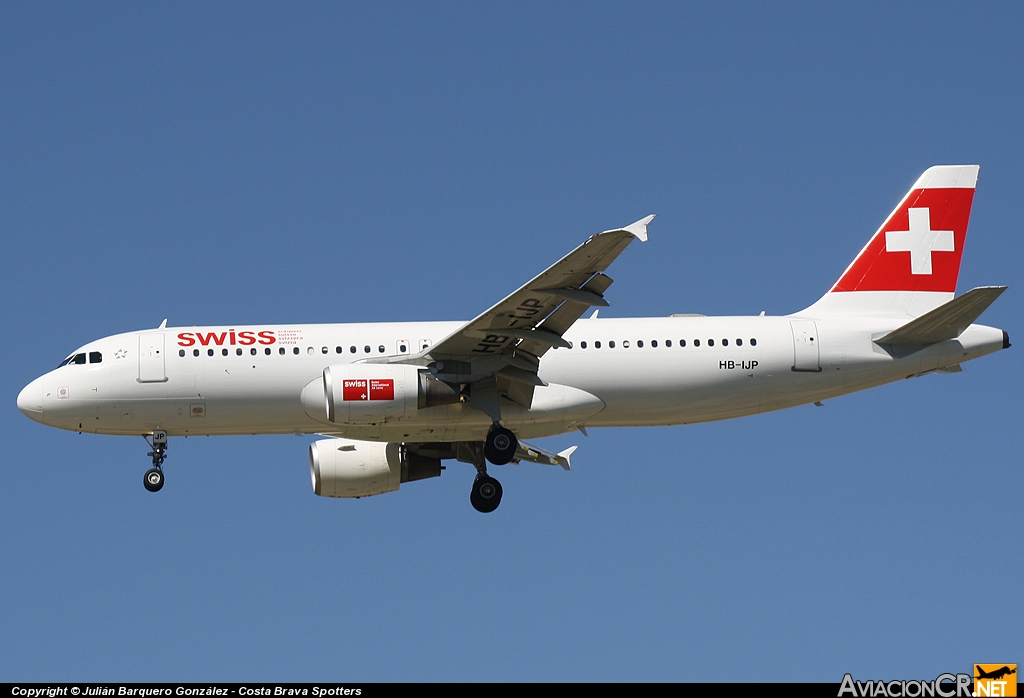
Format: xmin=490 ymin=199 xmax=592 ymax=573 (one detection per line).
xmin=832 ymin=165 xmax=978 ymax=294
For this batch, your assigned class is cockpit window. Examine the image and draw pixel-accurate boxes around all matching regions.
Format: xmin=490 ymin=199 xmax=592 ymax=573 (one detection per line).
xmin=59 ymin=353 xmax=87 ymax=367
xmin=89 ymin=352 xmax=102 ymax=364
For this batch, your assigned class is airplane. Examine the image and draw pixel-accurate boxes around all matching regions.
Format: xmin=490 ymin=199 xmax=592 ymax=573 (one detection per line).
xmin=975 ymin=666 xmax=1016 ymax=681
xmin=16 ymin=165 xmax=1009 ymax=512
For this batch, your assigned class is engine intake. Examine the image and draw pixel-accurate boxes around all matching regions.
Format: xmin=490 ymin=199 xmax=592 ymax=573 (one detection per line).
xmin=309 ymin=438 xmax=443 ymax=498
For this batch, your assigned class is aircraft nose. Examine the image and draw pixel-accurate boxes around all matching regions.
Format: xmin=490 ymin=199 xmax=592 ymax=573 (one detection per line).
xmin=17 ymin=379 xmax=43 ymax=418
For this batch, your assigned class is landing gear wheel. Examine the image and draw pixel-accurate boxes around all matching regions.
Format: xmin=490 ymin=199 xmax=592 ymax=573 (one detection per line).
xmin=470 ymin=475 xmax=503 ymax=513
xmin=484 ymin=426 xmax=518 ymax=465
xmin=144 ymin=468 xmax=164 ymax=492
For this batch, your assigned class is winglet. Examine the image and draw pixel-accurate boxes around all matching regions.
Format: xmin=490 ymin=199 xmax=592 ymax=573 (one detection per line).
xmin=556 ymin=445 xmax=578 ymax=471
xmin=605 ymin=214 xmax=655 ymax=242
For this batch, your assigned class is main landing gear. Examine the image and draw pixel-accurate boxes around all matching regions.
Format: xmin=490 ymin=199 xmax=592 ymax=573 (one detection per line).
xmin=471 ymin=475 xmax=503 ymax=513
xmin=484 ymin=425 xmax=518 ymax=465
xmin=462 ymin=425 xmax=519 ymax=513
xmin=143 ymin=430 xmax=168 ymax=492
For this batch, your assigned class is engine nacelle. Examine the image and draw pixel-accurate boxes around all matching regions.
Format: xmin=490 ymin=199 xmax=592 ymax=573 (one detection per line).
xmin=309 ymin=438 xmax=443 ymax=498
xmin=302 ymin=364 xmax=461 ymax=425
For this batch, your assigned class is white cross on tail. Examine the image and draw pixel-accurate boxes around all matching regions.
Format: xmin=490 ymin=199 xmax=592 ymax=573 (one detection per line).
xmin=885 ymin=207 xmax=954 ymax=275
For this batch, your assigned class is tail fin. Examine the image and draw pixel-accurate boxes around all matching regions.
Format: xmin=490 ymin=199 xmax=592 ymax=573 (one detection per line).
xmin=800 ymin=165 xmax=979 ymax=318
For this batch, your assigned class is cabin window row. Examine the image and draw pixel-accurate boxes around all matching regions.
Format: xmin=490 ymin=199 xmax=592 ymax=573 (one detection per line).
xmin=177 ymin=343 xmax=418 ymax=358
xmin=572 ymin=338 xmax=757 ymax=350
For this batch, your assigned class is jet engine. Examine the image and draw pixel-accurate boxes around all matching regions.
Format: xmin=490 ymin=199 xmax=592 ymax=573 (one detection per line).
xmin=301 ymin=364 xmax=461 ymax=425
xmin=309 ymin=438 xmax=443 ymax=498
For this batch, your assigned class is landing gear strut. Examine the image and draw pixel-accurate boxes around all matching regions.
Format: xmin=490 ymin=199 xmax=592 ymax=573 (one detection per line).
xmin=484 ymin=425 xmax=518 ymax=465
xmin=456 ymin=440 xmax=506 ymax=513
xmin=143 ymin=430 xmax=167 ymax=492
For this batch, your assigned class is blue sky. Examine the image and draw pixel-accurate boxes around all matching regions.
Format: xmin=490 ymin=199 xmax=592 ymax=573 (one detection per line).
xmin=2 ymin=2 xmax=1020 ymax=681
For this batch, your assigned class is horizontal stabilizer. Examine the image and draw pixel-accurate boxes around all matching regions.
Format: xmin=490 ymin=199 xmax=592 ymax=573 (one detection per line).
xmin=513 ymin=440 xmax=576 ymax=470
xmin=875 ymin=286 xmax=1007 ymax=346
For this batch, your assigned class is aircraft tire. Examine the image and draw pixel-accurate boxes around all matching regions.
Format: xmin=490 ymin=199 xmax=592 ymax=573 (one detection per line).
xmin=484 ymin=427 xmax=518 ymax=465
xmin=470 ymin=475 xmax=502 ymax=513
xmin=144 ymin=468 xmax=164 ymax=492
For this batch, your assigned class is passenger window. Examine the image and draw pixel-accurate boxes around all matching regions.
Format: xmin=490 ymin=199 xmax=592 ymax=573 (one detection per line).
xmin=251 ymin=348 xmax=257 ymax=356
xmin=89 ymin=352 xmax=102 ymax=363
xmin=736 ymin=338 xmax=743 ymax=346
xmin=722 ymin=338 xmax=729 ymax=346
xmin=208 ymin=349 xmax=215 ymax=357
xmin=336 ymin=346 xmax=342 ymax=354
xmin=378 ymin=345 xmax=385 ymax=353
xmin=708 ymin=339 xmax=715 ymax=346
xmin=666 ymin=340 xmax=672 ymax=347
xmin=581 ymin=341 xmax=588 ymax=349
xmin=750 ymin=338 xmax=757 ymax=346
xmin=637 ymin=340 xmax=644 ymax=348
xmin=651 ymin=340 xmax=658 ymax=348
xmin=179 ymin=349 xmax=185 ymax=357
xmin=680 ymin=339 xmax=686 ymax=347
xmin=609 ymin=341 xmax=615 ymax=348
xmin=364 ymin=346 xmax=370 ymax=353
xmin=694 ymin=339 xmax=700 ymax=347
xmin=265 ymin=348 xmax=271 ymax=355
xmin=279 ymin=347 xmax=286 ymax=355
xmin=350 ymin=346 xmax=357 ymax=353
xmin=595 ymin=341 xmax=602 ymax=349
xmin=193 ymin=349 xmax=200 ymax=357
xmin=222 ymin=349 xmax=229 ymax=356
xmin=307 ymin=347 xmax=314 ymax=355
xmin=322 ymin=346 xmax=328 ymax=354
xmin=237 ymin=348 xmax=243 ymax=356
xmin=293 ymin=347 xmax=300 ymax=355
xmin=623 ymin=340 xmax=630 ymax=348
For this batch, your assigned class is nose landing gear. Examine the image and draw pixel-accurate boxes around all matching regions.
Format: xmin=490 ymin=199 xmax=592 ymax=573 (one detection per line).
xmin=143 ymin=430 xmax=168 ymax=492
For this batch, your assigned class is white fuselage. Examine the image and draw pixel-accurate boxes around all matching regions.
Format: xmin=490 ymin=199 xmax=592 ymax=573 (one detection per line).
xmin=16 ymin=314 xmax=1006 ymax=442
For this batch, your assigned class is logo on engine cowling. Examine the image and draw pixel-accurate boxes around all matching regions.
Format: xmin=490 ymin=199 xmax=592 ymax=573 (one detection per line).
xmin=342 ymin=379 xmax=395 ymax=401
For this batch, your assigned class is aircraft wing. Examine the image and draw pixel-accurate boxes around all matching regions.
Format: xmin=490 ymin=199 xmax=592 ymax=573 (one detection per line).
xmin=513 ymin=440 xmax=577 ymax=471
xmin=423 ymin=216 xmax=653 ymax=407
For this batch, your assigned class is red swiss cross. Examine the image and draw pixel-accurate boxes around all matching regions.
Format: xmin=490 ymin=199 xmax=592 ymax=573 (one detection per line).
xmin=833 ymin=187 xmax=975 ymax=293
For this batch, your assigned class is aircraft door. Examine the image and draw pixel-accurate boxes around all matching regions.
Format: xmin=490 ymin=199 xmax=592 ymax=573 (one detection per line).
xmin=790 ymin=320 xmax=821 ymax=372
xmin=138 ymin=333 xmax=168 ymax=383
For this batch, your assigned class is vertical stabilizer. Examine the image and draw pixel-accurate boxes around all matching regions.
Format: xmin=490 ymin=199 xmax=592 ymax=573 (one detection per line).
xmin=799 ymin=165 xmax=978 ymax=318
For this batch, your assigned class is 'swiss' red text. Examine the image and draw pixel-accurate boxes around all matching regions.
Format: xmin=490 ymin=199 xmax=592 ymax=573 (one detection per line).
xmin=177 ymin=330 xmax=277 ymax=347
